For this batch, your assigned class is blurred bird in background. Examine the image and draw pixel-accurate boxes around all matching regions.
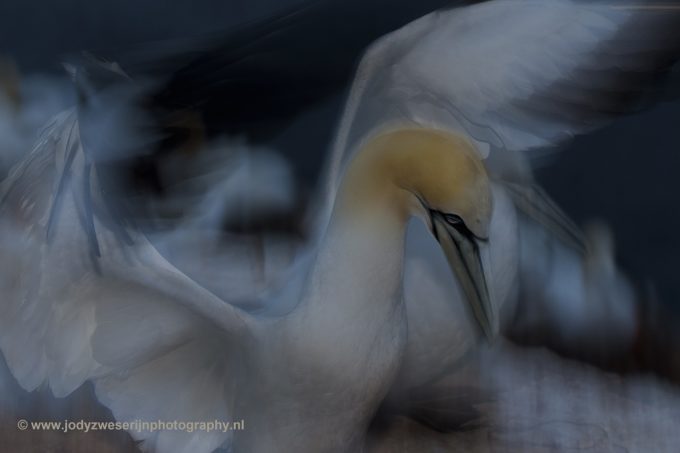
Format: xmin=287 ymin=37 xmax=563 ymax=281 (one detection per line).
xmin=0 ymin=58 xmax=74 ymax=177
xmin=1 ymin=0 xmax=680 ymax=452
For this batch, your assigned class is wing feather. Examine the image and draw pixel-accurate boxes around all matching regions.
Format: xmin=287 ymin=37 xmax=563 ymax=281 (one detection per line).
xmin=329 ymin=0 xmax=680 ymax=189
xmin=0 ymin=111 xmax=250 ymax=452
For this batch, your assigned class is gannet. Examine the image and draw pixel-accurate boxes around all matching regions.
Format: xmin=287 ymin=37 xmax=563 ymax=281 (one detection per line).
xmin=0 ymin=105 xmax=499 ymax=452
xmin=318 ymin=0 xmax=680 ymax=394
xmin=1 ymin=0 xmax=679 ymax=451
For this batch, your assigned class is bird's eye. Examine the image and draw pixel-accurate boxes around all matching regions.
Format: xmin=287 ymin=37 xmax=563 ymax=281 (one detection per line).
xmin=428 ymin=209 xmax=475 ymax=242
xmin=443 ymin=213 xmax=476 ymax=238
xmin=444 ymin=214 xmax=463 ymax=226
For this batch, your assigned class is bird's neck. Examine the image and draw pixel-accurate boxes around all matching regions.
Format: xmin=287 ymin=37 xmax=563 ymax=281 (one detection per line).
xmin=245 ymin=150 xmax=412 ymax=451
xmin=302 ymin=183 xmax=409 ymax=316
xmin=298 ymin=143 xmax=413 ymax=326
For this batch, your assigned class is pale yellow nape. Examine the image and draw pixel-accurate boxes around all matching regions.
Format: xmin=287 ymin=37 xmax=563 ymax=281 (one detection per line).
xmin=337 ymin=127 xmax=492 ymax=238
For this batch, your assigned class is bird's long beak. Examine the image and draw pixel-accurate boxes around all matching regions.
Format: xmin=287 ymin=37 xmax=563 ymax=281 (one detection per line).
xmin=431 ymin=214 xmax=498 ymax=340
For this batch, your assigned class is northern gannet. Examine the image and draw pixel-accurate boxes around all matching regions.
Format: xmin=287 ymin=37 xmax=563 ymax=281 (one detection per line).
xmin=318 ymin=0 xmax=680 ymax=394
xmin=1 ymin=0 xmax=679 ymax=451
xmin=0 ymin=108 xmax=497 ymax=452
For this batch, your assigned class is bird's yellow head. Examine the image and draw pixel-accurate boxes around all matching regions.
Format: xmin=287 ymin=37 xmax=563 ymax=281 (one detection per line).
xmin=341 ymin=127 xmax=497 ymax=339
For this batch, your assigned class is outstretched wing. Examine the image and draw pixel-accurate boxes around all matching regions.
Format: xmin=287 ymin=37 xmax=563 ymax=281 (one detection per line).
xmin=327 ymin=0 xmax=680 ymax=197
xmin=0 ymin=110 xmax=251 ymax=452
